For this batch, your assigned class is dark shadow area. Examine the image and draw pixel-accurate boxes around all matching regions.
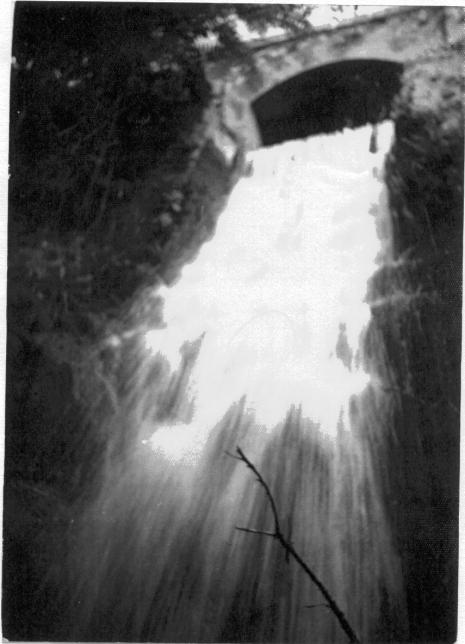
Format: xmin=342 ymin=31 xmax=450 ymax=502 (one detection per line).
xmin=252 ymin=59 xmax=403 ymax=145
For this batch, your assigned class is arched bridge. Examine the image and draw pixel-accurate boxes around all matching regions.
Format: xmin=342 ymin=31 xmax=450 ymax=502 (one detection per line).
xmin=206 ymin=6 xmax=463 ymax=150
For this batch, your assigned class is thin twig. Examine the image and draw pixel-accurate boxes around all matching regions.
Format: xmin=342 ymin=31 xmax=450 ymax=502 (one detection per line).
xmin=235 ymin=447 xmax=281 ymax=534
xmin=229 ymin=446 xmax=361 ymax=644
xmin=236 ymin=526 xmax=276 ymax=537
xmin=225 ymin=450 xmax=242 ymax=461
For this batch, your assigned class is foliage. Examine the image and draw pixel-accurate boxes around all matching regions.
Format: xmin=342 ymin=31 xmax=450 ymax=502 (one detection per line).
xmin=9 ymin=3 xmax=314 ymax=335
xmin=6 ymin=6 xmax=317 ymax=639
xmin=6 ymin=11 xmax=317 ymax=637
xmin=386 ymin=61 xmax=464 ymax=259
xmin=10 ymin=3 xmax=312 ymax=233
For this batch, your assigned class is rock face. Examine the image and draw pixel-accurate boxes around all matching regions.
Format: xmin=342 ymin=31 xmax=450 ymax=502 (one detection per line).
xmin=369 ymin=56 xmax=463 ymax=641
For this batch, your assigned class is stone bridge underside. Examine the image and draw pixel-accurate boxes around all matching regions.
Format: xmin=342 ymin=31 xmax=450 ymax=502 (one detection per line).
xmin=207 ymin=6 xmax=462 ymax=149
xmin=252 ymin=58 xmax=402 ymax=146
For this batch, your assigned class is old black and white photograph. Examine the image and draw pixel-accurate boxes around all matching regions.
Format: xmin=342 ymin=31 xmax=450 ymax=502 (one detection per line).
xmin=4 ymin=3 xmax=463 ymax=642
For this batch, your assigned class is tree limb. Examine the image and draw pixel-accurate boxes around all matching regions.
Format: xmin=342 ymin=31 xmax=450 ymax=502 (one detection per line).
xmin=229 ymin=446 xmax=361 ymax=644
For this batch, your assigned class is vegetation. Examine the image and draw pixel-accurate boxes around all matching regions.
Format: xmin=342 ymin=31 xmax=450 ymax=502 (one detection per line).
xmin=6 ymin=4 xmax=315 ymax=640
xmin=8 ymin=1 xmax=315 ymax=473
xmin=9 ymin=3 xmax=312 ymax=333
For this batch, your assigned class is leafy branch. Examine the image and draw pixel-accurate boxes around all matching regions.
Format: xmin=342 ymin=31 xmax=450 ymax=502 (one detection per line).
xmin=227 ymin=446 xmax=361 ymax=644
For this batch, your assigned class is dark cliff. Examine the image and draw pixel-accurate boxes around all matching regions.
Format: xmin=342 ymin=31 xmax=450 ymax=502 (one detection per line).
xmin=367 ymin=55 xmax=463 ymax=641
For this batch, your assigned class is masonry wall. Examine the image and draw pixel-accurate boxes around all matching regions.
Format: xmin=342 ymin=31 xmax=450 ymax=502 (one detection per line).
xmin=208 ymin=6 xmax=463 ymax=149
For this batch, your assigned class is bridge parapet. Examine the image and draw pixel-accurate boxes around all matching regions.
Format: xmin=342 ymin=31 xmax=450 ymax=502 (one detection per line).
xmin=206 ymin=6 xmax=463 ymax=150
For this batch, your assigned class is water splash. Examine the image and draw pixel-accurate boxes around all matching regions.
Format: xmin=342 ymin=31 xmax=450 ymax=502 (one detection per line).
xmin=143 ymin=123 xmax=392 ymax=455
xmin=68 ymin=122 xmax=408 ymax=642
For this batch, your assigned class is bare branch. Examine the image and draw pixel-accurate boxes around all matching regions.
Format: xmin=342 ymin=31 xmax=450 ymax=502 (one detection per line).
xmin=225 ymin=450 xmax=242 ymax=461
xmin=235 ymin=446 xmax=282 ymax=536
xmin=235 ymin=526 xmax=276 ymax=538
xmin=228 ymin=446 xmax=361 ymax=644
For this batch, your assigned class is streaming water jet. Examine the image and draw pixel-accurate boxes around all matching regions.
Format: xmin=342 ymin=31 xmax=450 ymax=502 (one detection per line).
xmin=68 ymin=121 xmax=408 ymax=642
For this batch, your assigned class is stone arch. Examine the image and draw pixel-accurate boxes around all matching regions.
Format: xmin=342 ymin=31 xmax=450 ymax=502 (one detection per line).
xmin=251 ymin=59 xmax=403 ymax=147
xmin=210 ymin=7 xmax=453 ymax=149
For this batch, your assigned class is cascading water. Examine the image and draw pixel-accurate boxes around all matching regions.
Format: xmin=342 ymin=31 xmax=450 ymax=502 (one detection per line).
xmin=67 ymin=122 xmax=409 ymax=642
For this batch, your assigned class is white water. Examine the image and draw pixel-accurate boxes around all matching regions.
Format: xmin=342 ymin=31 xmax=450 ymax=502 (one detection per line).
xmin=144 ymin=123 xmax=392 ymax=460
xmin=69 ymin=122 xmax=408 ymax=643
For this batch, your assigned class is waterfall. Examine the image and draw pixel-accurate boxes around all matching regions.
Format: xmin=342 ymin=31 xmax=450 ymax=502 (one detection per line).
xmin=67 ymin=122 xmax=409 ymax=642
